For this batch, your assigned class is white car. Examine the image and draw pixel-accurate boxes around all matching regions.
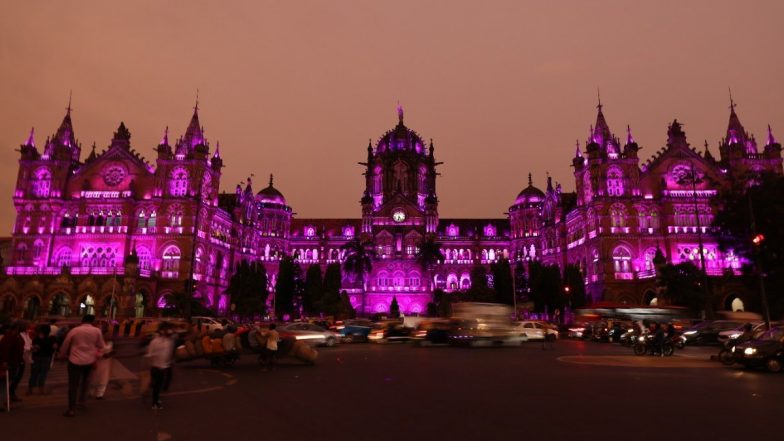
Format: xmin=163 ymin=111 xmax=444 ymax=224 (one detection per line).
xmin=513 ymin=321 xmax=559 ymax=341
xmin=192 ymin=316 xmax=226 ymax=333
xmin=279 ymin=323 xmax=340 ymax=347
xmin=718 ymin=321 xmax=774 ymax=344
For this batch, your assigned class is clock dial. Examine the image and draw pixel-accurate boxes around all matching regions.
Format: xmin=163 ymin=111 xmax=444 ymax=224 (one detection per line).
xmin=392 ymin=210 xmax=406 ymax=223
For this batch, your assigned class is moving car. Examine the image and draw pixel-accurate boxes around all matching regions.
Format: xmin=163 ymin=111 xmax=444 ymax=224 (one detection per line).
xmin=731 ymin=326 xmax=784 ymax=373
xmin=192 ymin=316 xmax=226 ymax=333
xmin=279 ymin=323 xmax=341 ymax=347
xmin=513 ymin=321 xmax=558 ymax=341
xmin=679 ymin=320 xmax=743 ymax=346
xmin=334 ymin=319 xmax=375 ymax=343
xmin=717 ymin=321 xmax=772 ymax=344
xmin=368 ymin=322 xmax=415 ymax=343
xmin=412 ymin=319 xmax=452 ymax=346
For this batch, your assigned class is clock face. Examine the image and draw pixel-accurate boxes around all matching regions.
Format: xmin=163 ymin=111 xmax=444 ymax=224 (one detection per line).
xmin=392 ymin=210 xmax=406 ymax=223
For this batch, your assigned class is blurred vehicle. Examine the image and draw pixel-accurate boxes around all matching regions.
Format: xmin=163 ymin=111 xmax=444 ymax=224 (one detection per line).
xmin=567 ymin=323 xmax=589 ymax=339
xmin=278 ymin=323 xmax=340 ymax=347
xmin=679 ymin=320 xmax=743 ymax=346
xmin=412 ymin=319 xmax=452 ymax=346
xmin=447 ymin=303 xmax=524 ymax=347
xmin=192 ymin=316 xmax=225 ymax=333
xmin=717 ymin=322 xmax=770 ymax=344
xmin=731 ymin=326 xmax=784 ymax=373
xmin=632 ymin=333 xmax=674 ymax=357
xmin=368 ymin=322 xmax=414 ymax=343
xmin=334 ymin=319 xmax=375 ymax=343
xmin=513 ymin=321 xmax=558 ymax=341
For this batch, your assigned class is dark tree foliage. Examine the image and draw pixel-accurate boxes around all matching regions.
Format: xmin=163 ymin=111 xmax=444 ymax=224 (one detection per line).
xmin=713 ymin=173 xmax=784 ymax=318
xmin=527 ymin=261 xmax=564 ymax=312
xmin=389 ymin=295 xmax=400 ymax=318
xmin=275 ymin=256 xmax=300 ymax=318
xmin=490 ymin=258 xmax=514 ymax=305
xmin=464 ymin=266 xmax=496 ymax=302
xmin=342 ymin=239 xmax=376 ymax=314
xmin=339 ymin=291 xmax=357 ymax=320
xmin=323 ymin=263 xmax=342 ymax=294
xmin=303 ymin=264 xmax=324 ymax=315
xmin=563 ymin=264 xmax=587 ymax=308
xmin=657 ymin=262 xmax=707 ymax=316
xmin=514 ymin=261 xmax=528 ymax=301
xmin=416 ymin=236 xmax=445 ymax=291
xmin=162 ymin=291 xmax=214 ymax=318
xmin=226 ymin=260 xmax=269 ymax=321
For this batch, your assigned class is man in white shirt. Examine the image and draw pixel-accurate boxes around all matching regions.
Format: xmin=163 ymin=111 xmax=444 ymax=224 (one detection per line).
xmin=59 ymin=315 xmax=105 ymax=417
xmin=146 ymin=323 xmax=175 ymax=410
xmin=264 ymin=324 xmax=280 ymax=367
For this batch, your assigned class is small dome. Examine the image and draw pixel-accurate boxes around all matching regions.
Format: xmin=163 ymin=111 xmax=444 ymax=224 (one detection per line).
xmin=513 ymin=174 xmax=544 ymax=206
xmin=256 ymin=174 xmax=286 ymax=205
xmin=375 ymin=106 xmax=427 ymax=155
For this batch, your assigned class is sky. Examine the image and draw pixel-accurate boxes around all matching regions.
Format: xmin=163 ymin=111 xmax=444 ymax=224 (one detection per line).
xmin=1 ymin=0 xmax=783 ymax=233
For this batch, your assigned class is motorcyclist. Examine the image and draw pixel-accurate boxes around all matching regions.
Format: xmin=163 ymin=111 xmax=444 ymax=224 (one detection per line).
xmin=653 ymin=323 xmax=665 ymax=356
xmin=737 ymin=323 xmax=755 ymax=342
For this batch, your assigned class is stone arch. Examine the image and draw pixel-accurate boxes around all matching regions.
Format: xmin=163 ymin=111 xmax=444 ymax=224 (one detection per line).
xmin=616 ymin=292 xmax=637 ymax=305
xmin=23 ymin=295 xmax=42 ymax=321
xmin=723 ymin=293 xmax=746 ymax=312
xmin=1 ymin=293 xmax=18 ymax=316
xmin=642 ymin=289 xmax=658 ymax=306
xmin=48 ymin=290 xmax=72 ymax=317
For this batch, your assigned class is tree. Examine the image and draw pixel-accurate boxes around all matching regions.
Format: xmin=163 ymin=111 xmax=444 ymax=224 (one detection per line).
xmin=338 ymin=291 xmax=357 ymax=320
xmin=323 ymin=263 xmax=342 ymax=294
xmin=464 ymin=266 xmax=496 ymax=302
xmin=563 ymin=264 xmax=587 ymax=308
xmin=389 ymin=295 xmax=400 ymax=318
xmin=527 ymin=261 xmax=563 ymax=312
xmin=490 ymin=258 xmax=514 ymax=305
xmin=162 ymin=291 xmax=213 ymax=318
xmin=714 ymin=173 xmax=784 ymax=319
xmin=514 ymin=261 xmax=528 ymax=301
xmin=275 ymin=256 xmax=300 ymax=319
xmin=657 ymin=262 xmax=707 ymax=316
xmin=415 ymin=236 xmax=444 ymax=293
xmin=226 ymin=260 xmax=269 ymax=321
xmin=317 ymin=263 xmax=343 ymax=315
xmin=303 ymin=264 xmax=324 ymax=315
xmin=342 ymin=239 xmax=376 ymax=315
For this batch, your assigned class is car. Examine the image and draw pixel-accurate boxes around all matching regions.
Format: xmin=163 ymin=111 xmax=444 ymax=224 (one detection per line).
xmin=513 ymin=321 xmax=559 ymax=341
xmin=278 ymin=322 xmax=340 ymax=347
xmin=192 ymin=316 xmax=226 ymax=333
xmin=679 ymin=320 xmax=743 ymax=346
xmin=717 ymin=321 xmax=777 ymax=344
xmin=368 ymin=322 xmax=414 ymax=343
xmin=412 ymin=319 xmax=453 ymax=346
xmin=334 ymin=319 xmax=375 ymax=343
xmin=732 ymin=326 xmax=784 ymax=373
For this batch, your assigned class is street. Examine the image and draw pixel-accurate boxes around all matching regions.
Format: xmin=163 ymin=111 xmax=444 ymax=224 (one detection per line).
xmin=3 ymin=340 xmax=783 ymax=441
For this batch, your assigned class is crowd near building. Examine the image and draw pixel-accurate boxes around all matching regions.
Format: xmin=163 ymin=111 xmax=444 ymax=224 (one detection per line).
xmin=1 ymin=97 xmax=781 ymax=318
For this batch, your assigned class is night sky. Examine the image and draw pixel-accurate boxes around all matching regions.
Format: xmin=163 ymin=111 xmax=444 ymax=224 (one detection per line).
xmin=1 ymin=1 xmax=782 ymax=233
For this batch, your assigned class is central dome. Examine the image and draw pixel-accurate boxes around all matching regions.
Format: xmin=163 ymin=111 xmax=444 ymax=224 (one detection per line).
xmin=513 ymin=174 xmax=545 ymax=206
xmin=375 ymin=105 xmax=427 ymax=155
xmin=256 ymin=174 xmax=286 ymax=205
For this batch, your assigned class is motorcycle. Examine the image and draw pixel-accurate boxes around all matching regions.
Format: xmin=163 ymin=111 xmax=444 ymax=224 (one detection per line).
xmin=632 ymin=334 xmax=675 ymax=357
xmin=717 ymin=335 xmax=752 ymax=366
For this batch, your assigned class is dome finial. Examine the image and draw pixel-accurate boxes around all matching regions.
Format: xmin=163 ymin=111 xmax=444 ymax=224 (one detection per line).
xmin=397 ymin=101 xmax=404 ymax=123
xmin=528 ymin=172 xmax=532 ymax=187
xmin=269 ymin=173 xmax=274 ymax=187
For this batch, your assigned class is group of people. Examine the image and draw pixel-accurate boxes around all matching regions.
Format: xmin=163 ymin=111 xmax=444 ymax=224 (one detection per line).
xmin=0 ymin=315 xmax=117 ymax=416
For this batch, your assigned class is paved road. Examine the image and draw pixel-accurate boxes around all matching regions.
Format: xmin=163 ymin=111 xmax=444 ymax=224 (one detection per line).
xmin=3 ymin=340 xmax=782 ymax=441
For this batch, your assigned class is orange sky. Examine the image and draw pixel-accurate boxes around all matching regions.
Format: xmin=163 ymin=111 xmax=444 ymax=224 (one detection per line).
xmin=1 ymin=1 xmax=782 ymax=234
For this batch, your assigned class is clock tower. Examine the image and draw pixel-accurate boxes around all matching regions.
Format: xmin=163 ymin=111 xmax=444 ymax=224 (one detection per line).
xmin=358 ymin=105 xmax=440 ymax=314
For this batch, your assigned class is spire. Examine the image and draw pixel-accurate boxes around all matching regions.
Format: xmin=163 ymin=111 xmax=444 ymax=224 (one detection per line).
xmin=24 ymin=127 xmax=35 ymax=147
xmin=596 ymin=88 xmax=603 ymax=113
xmin=767 ymin=125 xmax=778 ymax=146
xmin=592 ymin=100 xmax=611 ymax=145
xmin=725 ymin=90 xmax=747 ymax=146
xmin=160 ymin=126 xmax=169 ymax=145
xmin=528 ymin=172 xmax=533 ymax=187
xmin=213 ymin=141 xmax=221 ymax=158
xmin=546 ymin=172 xmax=553 ymax=192
xmin=54 ymin=96 xmax=77 ymax=148
xmin=397 ymin=101 xmax=404 ymax=124
xmin=574 ymin=140 xmax=581 ymax=157
xmin=86 ymin=142 xmax=98 ymax=162
xmin=429 ymin=138 xmax=434 ymax=157
xmin=268 ymin=173 xmax=274 ymax=187
xmin=244 ymin=176 xmax=253 ymax=194
xmin=703 ymin=140 xmax=715 ymax=161
xmin=182 ymin=96 xmax=205 ymax=149
xmin=626 ymin=125 xmax=635 ymax=145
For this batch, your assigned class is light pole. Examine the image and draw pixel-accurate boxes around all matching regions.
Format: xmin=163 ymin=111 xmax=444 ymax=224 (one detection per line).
xmin=747 ymin=192 xmax=772 ymax=330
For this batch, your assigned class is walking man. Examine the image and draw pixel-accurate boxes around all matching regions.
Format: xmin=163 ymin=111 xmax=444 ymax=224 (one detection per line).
xmin=146 ymin=323 xmax=174 ymax=410
xmin=264 ymin=324 xmax=280 ymax=368
xmin=0 ymin=323 xmax=25 ymax=411
xmin=59 ymin=315 xmax=105 ymax=417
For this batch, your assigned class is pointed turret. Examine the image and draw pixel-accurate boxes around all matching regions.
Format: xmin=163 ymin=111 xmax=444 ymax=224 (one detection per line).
xmin=626 ymin=125 xmax=635 ymax=145
xmin=666 ymin=119 xmax=689 ymax=149
xmin=725 ymin=93 xmax=749 ymax=146
xmin=156 ymin=126 xmax=173 ymax=159
xmin=111 ymin=122 xmax=131 ymax=149
xmin=592 ymin=98 xmax=612 ymax=146
xmin=572 ymin=140 xmax=584 ymax=169
xmin=623 ymin=124 xmax=639 ymax=157
xmin=766 ymin=125 xmax=778 ymax=147
xmin=161 ymin=126 xmax=169 ymax=146
xmin=180 ymin=98 xmax=207 ymax=153
xmin=244 ymin=176 xmax=253 ymax=195
xmin=211 ymin=141 xmax=223 ymax=170
xmin=703 ymin=140 xmax=715 ymax=162
xmin=24 ymin=127 xmax=35 ymax=147
xmin=429 ymin=139 xmax=434 ymax=157
xmin=86 ymin=142 xmax=98 ymax=162
xmin=397 ymin=101 xmax=404 ymax=125
xmin=55 ymin=101 xmax=77 ymax=148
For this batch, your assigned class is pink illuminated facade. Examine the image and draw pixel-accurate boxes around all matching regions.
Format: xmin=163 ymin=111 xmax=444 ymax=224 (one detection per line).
xmin=1 ymin=99 xmax=781 ymax=319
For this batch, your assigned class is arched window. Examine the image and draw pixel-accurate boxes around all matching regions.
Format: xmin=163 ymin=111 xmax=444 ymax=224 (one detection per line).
xmin=168 ymin=205 xmax=183 ymax=227
xmin=136 ymin=247 xmax=152 ymax=270
xmin=33 ymin=168 xmax=52 ymax=198
xmin=643 ymin=248 xmax=658 ymax=271
xmin=612 ymin=246 xmax=632 ymax=274
xmin=610 ymin=203 xmax=626 ymax=228
xmin=32 ymin=239 xmax=45 ymax=260
xmin=169 ymin=167 xmax=189 ymax=197
xmin=55 ymin=247 xmax=72 ymax=268
xmin=606 ymin=167 xmax=624 ymax=197
xmin=582 ymin=172 xmax=593 ymax=203
xmin=137 ymin=210 xmax=147 ymax=228
xmin=15 ymin=243 xmax=28 ymax=264
xmin=162 ymin=245 xmax=181 ymax=276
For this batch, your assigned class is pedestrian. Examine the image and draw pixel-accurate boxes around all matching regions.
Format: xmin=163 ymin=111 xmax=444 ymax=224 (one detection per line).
xmin=146 ymin=323 xmax=174 ymax=410
xmin=59 ymin=315 xmax=106 ymax=417
xmin=89 ymin=338 xmax=114 ymax=400
xmin=0 ymin=323 xmax=25 ymax=411
xmin=28 ymin=324 xmax=57 ymax=395
xmin=263 ymin=323 xmax=280 ymax=368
